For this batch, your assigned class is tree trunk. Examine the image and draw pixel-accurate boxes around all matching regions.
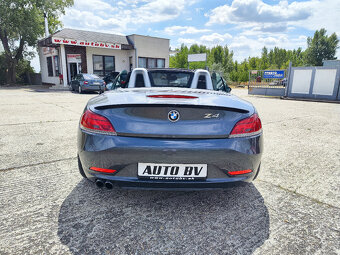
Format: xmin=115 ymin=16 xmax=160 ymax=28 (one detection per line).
xmin=6 ymin=58 xmax=17 ymax=84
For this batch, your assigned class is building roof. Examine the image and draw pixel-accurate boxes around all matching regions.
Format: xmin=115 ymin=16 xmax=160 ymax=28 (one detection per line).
xmin=52 ymin=28 xmax=130 ymax=45
xmin=323 ymin=59 xmax=340 ymax=67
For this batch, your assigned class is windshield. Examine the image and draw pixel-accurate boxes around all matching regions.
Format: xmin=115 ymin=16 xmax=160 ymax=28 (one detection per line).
xmin=148 ymin=71 xmax=193 ymax=88
xmin=83 ymin=74 xmax=100 ymax=80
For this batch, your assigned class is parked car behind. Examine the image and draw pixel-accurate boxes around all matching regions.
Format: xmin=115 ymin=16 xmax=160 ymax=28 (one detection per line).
xmin=106 ymin=70 xmax=130 ymax=90
xmin=279 ymin=78 xmax=287 ymax=87
xmin=70 ymin=74 xmax=105 ymax=94
xmin=103 ymin=71 xmax=120 ymax=85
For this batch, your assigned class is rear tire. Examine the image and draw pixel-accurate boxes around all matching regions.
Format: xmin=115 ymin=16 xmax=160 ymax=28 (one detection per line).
xmin=78 ymin=155 xmax=87 ymax=178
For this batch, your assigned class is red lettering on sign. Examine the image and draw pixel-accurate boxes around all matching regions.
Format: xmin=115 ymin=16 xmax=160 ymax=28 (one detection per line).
xmin=54 ymin=39 xmax=61 ymax=43
xmin=100 ymin=43 xmax=104 ymax=47
xmin=116 ymin=45 xmax=119 ymax=48
xmin=79 ymin=42 xmax=84 ymax=45
xmin=95 ymin=43 xmax=99 ymax=46
xmin=63 ymin=40 xmax=69 ymax=43
xmin=71 ymin=40 xmax=77 ymax=44
xmin=85 ymin=42 xmax=90 ymax=46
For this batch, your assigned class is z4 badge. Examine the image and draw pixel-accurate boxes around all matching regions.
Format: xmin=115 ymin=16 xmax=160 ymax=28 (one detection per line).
xmin=204 ymin=113 xmax=220 ymax=119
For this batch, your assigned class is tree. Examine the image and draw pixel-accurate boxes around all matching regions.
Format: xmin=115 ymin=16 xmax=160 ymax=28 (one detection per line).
xmin=170 ymin=44 xmax=189 ymax=68
xmin=0 ymin=0 xmax=73 ymax=84
xmin=259 ymin=47 xmax=269 ymax=70
xmin=304 ymin=28 xmax=339 ymax=66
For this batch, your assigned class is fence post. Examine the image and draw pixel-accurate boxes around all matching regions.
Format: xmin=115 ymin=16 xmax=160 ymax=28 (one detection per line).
xmin=248 ymin=70 xmax=250 ymax=91
xmin=285 ymin=61 xmax=292 ymax=97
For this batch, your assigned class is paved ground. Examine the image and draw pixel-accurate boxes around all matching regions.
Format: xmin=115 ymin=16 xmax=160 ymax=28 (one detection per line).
xmin=0 ymin=86 xmax=339 ymax=255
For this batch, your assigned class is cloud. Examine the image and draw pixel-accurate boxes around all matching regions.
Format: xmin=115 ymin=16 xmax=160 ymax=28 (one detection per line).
xmin=177 ymin=32 xmax=232 ymax=47
xmin=206 ymin=0 xmax=314 ymax=26
xmin=178 ymin=38 xmax=197 ymax=44
xmin=254 ymin=23 xmax=287 ymax=33
xmin=164 ymin=26 xmax=211 ymax=36
xmin=200 ymin=33 xmax=232 ymax=44
xmin=62 ymin=0 xmax=199 ymax=34
xmin=291 ymin=0 xmax=340 ymax=35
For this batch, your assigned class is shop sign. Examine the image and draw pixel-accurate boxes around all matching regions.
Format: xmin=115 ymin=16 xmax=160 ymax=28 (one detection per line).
xmin=188 ymin=53 xmax=207 ymax=62
xmin=43 ymin=47 xmax=58 ymax=55
xmin=263 ymin=70 xmax=285 ymax=79
xmin=67 ymin=54 xmax=81 ymax=63
xmin=52 ymin=37 xmax=121 ymax=50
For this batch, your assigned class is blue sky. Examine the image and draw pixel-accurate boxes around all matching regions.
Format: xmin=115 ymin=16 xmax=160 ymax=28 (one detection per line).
xmin=32 ymin=0 xmax=340 ymax=71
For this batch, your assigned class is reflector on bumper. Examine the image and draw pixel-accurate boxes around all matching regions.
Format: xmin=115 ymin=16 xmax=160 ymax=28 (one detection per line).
xmin=89 ymin=167 xmax=117 ymax=174
xmin=227 ymin=169 xmax=252 ymax=176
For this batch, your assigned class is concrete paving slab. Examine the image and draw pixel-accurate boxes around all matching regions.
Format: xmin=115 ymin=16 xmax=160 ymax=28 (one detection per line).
xmin=0 ymin=121 xmax=78 ymax=170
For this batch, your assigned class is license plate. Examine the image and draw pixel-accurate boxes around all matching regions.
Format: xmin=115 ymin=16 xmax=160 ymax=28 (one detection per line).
xmin=93 ymin=82 xmax=100 ymax=85
xmin=138 ymin=163 xmax=207 ymax=180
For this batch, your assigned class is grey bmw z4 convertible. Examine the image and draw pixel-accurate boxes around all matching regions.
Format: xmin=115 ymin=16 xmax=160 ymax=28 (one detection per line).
xmin=77 ymin=68 xmax=263 ymax=190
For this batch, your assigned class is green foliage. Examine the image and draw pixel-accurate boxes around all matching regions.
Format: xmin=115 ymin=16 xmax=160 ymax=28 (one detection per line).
xmin=0 ymin=0 xmax=74 ymax=84
xmin=16 ymin=58 xmax=35 ymax=83
xmin=0 ymin=53 xmax=34 ymax=84
xmin=170 ymin=28 xmax=338 ymax=83
xmin=304 ymin=28 xmax=339 ymax=66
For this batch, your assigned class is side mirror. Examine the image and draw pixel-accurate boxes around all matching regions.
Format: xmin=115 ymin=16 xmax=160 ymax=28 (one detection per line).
xmin=226 ymin=86 xmax=232 ymax=93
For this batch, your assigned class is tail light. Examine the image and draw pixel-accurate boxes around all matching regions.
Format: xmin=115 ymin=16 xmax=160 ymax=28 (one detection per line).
xmin=84 ymin=81 xmax=89 ymax=84
xmin=80 ymin=110 xmax=116 ymax=135
xmin=229 ymin=113 xmax=262 ymax=138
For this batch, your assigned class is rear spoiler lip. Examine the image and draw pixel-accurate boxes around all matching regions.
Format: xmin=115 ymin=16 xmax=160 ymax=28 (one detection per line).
xmin=94 ymin=104 xmax=249 ymax=113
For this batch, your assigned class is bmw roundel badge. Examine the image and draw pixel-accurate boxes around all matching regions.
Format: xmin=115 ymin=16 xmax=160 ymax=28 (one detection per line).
xmin=168 ymin=110 xmax=180 ymax=122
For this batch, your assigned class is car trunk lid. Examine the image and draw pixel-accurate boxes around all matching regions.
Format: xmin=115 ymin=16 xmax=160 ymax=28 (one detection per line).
xmin=89 ymin=88 xmax=254 ymax=138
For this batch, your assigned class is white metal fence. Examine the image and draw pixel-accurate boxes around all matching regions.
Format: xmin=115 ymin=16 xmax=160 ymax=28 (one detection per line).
xmin=287 ymin=66 xmax=340 ymax=101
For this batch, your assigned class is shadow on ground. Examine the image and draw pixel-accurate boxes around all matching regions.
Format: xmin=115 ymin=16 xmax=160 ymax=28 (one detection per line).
xmin=58 ymin=180 xmax=269 ymax=255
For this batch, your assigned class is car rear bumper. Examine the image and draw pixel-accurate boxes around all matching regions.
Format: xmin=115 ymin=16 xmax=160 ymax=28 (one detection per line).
xmin=78 ymin=129 xmax=263 ymax=189
xmin=88 ymin=175 xmax=252 ymax=190
xmin=82 ymin=85 xmax=105 ymax=91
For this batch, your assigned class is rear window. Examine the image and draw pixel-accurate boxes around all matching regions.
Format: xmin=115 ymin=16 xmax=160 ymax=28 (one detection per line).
xmin=148 ymin=71 xmax=193 ymax=88
xmin=83 ymin=74 xmax=100 ymax=80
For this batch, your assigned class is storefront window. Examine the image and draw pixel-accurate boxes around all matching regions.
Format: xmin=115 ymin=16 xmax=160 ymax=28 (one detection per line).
xmin=53 ymin=56 xmax=60 ymax=76
xmin=157 ymin=59 xmax=165 ymax=68
xmin=105 ymin=56 xmax=114 ymax=71
xmin=93 ymin=55 xmax=115 ymax=76
xmin=138 ymin=57 xmax=165 ymax=69
xmin=138 ymin=57 xmax=147 ymax=68
xmin=47 ymin=57 xmax=53 ymax=77
xmin=148 ymin=58 xmax=156 ymax=68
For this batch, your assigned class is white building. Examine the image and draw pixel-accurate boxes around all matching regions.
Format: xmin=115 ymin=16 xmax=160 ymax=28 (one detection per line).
xmin=38 ymin=28 xmax=170 ymax=86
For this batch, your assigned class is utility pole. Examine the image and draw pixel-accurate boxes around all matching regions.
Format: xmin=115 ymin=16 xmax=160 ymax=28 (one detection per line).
xmin=44 ymin=12 xmax=49 ymax=37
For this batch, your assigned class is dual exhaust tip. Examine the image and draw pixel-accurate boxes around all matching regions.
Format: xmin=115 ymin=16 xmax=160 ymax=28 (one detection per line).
xmin=95 ymin=179 xmax=113 ymax=189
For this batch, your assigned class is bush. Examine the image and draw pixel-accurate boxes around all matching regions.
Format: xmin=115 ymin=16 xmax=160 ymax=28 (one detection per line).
xmin=0 ymin=53 xmax=34 ymax=85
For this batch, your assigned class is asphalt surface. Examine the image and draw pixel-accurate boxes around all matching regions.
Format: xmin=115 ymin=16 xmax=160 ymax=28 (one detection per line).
xmin=0 ymin=86 xmax=339 ymax=255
